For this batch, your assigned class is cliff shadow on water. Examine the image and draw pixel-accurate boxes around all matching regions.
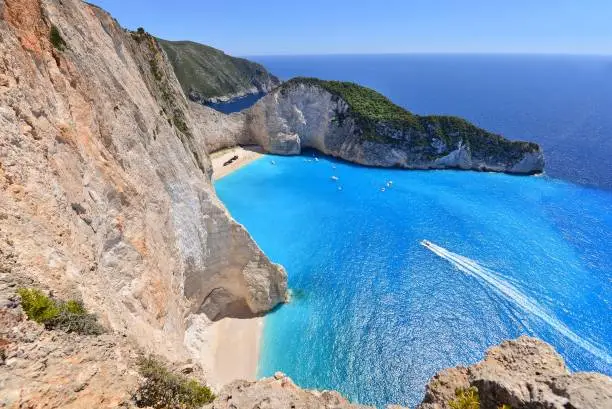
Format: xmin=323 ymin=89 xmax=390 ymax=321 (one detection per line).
xmin=206 ymin=92 xmax=266 ymax=114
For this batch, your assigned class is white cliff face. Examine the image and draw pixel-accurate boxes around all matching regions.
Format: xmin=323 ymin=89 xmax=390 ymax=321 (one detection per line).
xmin=189 ymin=101 xmax=252 ymax=153
xmin=245 ymin=83 xmax=545 ymax=174
xmin=0 ymin=0 xmax=286 ymax=372
xmin=245 ymin=83 xmax=357 ymax=155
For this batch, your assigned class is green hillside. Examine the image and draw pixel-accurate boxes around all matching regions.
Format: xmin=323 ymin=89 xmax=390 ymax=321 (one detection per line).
xmin=282 ymin=77 xmax=539 ymax=160
xmin=158 ymin=39 xmax=280 ymax=101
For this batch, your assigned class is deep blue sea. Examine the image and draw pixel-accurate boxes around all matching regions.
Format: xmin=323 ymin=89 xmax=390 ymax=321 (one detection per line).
xmin=252 ymin=54 xmax=612 ymax=191
xmin=206 ymin=92 xmax=265 ymax=114
xmin=214 ymin=55 xmax=612 ymax=407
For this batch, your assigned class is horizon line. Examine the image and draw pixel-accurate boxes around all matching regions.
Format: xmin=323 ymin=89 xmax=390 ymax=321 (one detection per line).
xmin=240 ymin=51 xmax=612 ymax=58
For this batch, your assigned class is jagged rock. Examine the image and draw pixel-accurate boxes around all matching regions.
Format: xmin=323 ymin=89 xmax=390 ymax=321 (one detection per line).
xmin=205 ymin=373 xmax=373 ymax=409
xmin=0 ymin=0 xmax=286 ymax=381
xmin=418 ymin=336 xmax=612 ymax=409
xmin=0 ymin=307 xmax=140 ymax=408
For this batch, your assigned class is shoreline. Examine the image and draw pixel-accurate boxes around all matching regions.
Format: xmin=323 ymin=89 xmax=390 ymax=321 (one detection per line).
xmin=211 ymin=145 xmax=265 ymax=180
xmin=207 ymin=316 xmax=263 ymax=389
xmin=207 ymin=145 xmax=267 ymax=387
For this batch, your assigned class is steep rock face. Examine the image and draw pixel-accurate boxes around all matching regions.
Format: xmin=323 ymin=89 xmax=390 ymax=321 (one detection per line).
xmin=246 ymin=79 xmax=545 ymax=174
xmin=418 ymin=337 xmax=612 ymax=409
xmin=189 ymin=101 xmax=253 ymax=153
xmin=159 ymin=39 xmax=280 ymax=103
xmin=0 ymin=0 xmax=286 ymax=376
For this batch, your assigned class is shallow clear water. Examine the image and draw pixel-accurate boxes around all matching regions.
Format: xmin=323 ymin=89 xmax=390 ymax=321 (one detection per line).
xmin=215 ymin=154 xmax=612 ymax=407
xmin=251 ymin=54 xmax=612 ymax=190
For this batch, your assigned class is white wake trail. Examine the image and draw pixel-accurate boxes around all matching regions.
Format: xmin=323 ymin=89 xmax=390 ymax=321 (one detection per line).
xmin=421 ymin=240 xmax=612 ymax=364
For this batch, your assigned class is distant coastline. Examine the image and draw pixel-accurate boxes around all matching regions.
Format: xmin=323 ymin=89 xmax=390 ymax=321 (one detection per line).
xmin=250 ymin=54 xmax=612 ymax=189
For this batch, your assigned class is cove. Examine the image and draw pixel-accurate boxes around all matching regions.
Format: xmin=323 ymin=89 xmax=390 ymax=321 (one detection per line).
xmin=214 ymin=153 xmax=612 ymax=408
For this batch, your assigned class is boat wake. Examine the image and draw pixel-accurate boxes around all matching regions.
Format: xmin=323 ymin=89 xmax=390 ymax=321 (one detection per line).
xmin=421 ymin=240 xmax=611 ymax=364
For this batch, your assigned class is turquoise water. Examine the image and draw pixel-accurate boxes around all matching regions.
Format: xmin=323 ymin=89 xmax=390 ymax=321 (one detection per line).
xmin=215 ymin=154 xmax=612 ymax=407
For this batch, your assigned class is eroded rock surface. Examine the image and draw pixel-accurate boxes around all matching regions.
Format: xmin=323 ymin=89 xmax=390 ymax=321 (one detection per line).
xmin=0 ymin=0 xmax=286 ymax=380
xmin=0 ymin=304 xmax=140 ymax=408
xmin=205 ymin=372 xmax=374 ymax=409
xmin=419 ymin=336 xmax=612 ymax=409
xmin=189 ymin=101 xmax=251 ymax=153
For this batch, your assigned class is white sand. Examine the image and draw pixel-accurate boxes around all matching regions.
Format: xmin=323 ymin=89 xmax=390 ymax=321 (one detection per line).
xmin=207 ymin=317 xmax=263 ymax=388
xmin=205 ymin=145 xmax=266 ymax=388
xmin=211 ymin=145 xmax=265 ymax=180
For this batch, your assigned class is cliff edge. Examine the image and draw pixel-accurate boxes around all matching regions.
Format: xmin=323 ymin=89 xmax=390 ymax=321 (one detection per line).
xmin=419 ymin=336 xmax=611 ymax=409
xmin=0 ymin=0 xmax=286 ymax=382
xmin=245 ymin=78 xmax=544 ymax=174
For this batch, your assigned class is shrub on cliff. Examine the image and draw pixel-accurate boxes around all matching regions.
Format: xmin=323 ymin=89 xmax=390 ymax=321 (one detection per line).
xmin=17 ymin=288 xmax=104 ymax=335
xmin=449 ymin=387 xmax=480 ymax=409
xmin=133 ymin=356 xmax=215 ymax=409
xmin=50 ymin=25 xmax=67 ymax=51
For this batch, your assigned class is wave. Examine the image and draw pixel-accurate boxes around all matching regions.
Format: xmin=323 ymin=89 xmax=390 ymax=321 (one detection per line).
xmin=421 ymin=240 xmax=611 ymax=364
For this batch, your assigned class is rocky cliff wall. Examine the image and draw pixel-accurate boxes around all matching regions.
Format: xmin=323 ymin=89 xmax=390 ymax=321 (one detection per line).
xmin=245 ymin=81 xmax=545 ymax=174
xmin=189 ymin=101 xmax=253 ymax=153
xmin=418 ymin=337 xmax=611 ymax=409
xmin=0 ymin=0 xmax=286 ymax=376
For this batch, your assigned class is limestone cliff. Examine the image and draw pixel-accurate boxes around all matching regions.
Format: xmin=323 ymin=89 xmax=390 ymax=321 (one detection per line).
xmin=245 ymin=78 xmax=545 ymax=174
xmin=189 ymin=101 xmax=249 ymax=154
xmin=418 ymin=337 xmax=611 ymax=409
xmin=0 ymin=0 xmax=286 ymax=381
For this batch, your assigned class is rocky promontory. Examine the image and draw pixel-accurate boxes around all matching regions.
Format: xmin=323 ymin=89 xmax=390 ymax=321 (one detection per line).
xmin=245 ymin=78 xmax=545 ymax=174
xmin=418 ymin=336 xmax=611 ymax=409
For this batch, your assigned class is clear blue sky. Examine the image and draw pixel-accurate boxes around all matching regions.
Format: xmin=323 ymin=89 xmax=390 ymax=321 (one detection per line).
xmin=89 ymin=0 xmax=611 ymax=56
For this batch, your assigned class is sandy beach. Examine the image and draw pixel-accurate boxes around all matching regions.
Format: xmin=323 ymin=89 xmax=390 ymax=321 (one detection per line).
xmin=206 ymin=316 xmax=263 ymax=388
xmin=211 ymin=145 xmax=265 ymax=180
xmin=207 ymin=145 xmax=267 ymax=388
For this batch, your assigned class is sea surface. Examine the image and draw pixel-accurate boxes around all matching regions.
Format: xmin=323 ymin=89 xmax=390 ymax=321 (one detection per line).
xmin=251 ymin=54 xmax=612 ymax=191
xmin=214 ymin=55 xmax=612 ymax=407
xmin=205 ymin=91 xmax=265 ymax=114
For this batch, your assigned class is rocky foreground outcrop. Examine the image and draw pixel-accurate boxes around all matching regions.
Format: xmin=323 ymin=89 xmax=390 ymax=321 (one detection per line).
xmin=243 ymin=78 xmax=545 ymax=174
xmin=418 ymin=337 xmax=611 ymax=409
xmin=206 ymin=373 xmax=372 ymax=409
xmin=0 ymin=0 xmax=286 ymax=379
xmin=205 ymin=337 xmax=611 ymax=409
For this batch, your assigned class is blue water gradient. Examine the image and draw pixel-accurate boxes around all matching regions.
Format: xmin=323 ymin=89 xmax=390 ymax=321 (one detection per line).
xmin=215 ymin=154 xmax=612 ymax=408
xmin=251 ymin=54 xmax=612 ymax=190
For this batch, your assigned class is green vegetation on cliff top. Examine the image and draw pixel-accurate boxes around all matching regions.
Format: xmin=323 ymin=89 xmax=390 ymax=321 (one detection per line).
xmin=282 ymin=77 xmax=540 ymax=158
xmin=134 ymin=356 xmax=214 ymax=409
xmin=158 ymin=39 xmax=279 ymax=101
